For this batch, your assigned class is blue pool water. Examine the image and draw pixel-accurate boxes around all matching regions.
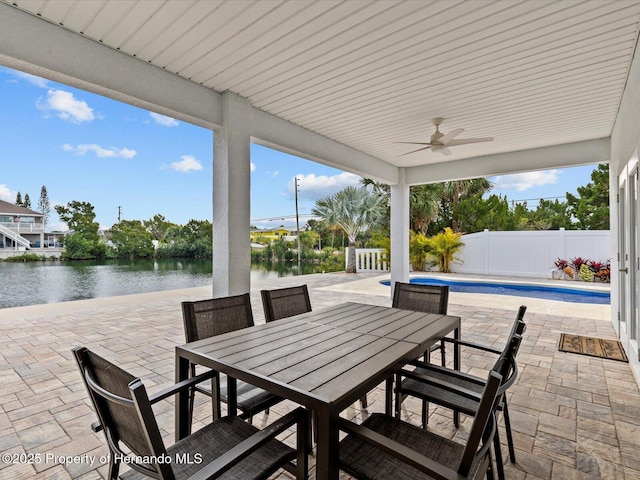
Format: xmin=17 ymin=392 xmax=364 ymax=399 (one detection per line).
xmin=382 ymin=278 xmax=610 ymax=304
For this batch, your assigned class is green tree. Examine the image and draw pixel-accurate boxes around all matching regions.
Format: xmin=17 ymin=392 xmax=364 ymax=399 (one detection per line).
xmin=457 ymin=194 xmax=513 ymax=233
xmin=110 ymin=220 xmax=154 ymax=258
xmin=443 ymin=179 xmax=493 ymax=232
xmin=299 ymin=230 xmax=320 ymax=257
xmin=144 ymin=214 xmax=177 ymax=241
xmin=311 ymin=186 xmax=387 ymax=273
xmin=410 ymin=183 xmax=443 ymax=234
xmin=566 ymin=163 xmax=610 ymax=229
xmin=516 ymin=198 xmax=573 ymax=230
xmin=155 ymin=219 xmax=213 ymax=258
xmin=55 ymin=200 xmax=103 ymax=258
xmin=62 ymin=233 xmax=96 ymax=260
xmin=15 ymin=192 xmax=22 ymax=206
xmin=23 ymin=193 xmax=31 ymax=209
xmin=37 ymin=186 xmax=51 ymax=227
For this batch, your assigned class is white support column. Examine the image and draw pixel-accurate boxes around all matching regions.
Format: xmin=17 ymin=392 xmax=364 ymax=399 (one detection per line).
xmin=213 ymin=92 xmax=252 ymax=297
xmin=390 ymin=168 xmax=410 ymax=298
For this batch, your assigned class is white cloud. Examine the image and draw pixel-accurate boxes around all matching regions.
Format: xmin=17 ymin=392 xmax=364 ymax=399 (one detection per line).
xmin=0 ymin=184 xmax=16 ymax=202
xmin=289 ymin=172 xmax=362 ymax=201
xmin=63 ymin=143 xmax=137 ymax=158
xmin=37 ymin=89 xmax=95 ymax=123
xmin=250 ymin=162 xmax=256 ymax=172
xmin=13 ymin=71 xmax=49 ymax=88
xmin=491 ymin=170 xmax=560 ymax=192
xmin=150 ymin=112 xmax=179 ymax=127
xmin=171 ymin=155 xmax=203 ymax=173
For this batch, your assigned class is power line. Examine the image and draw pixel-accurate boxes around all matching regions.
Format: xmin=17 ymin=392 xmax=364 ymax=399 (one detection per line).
xmin=250 ymin=213 xmax=317 ymax=223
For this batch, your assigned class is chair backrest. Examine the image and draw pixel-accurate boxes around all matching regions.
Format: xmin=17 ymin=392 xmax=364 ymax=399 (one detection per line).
xmin=509 ymin=305 xmax=527 ymax=337
xmin=495 ymin=333 xmax=523 ymax=393
xmin=392 ymin=282 xmax=449 ymax=315
xmin=457 ymin=368 xmax=503 ymax=477
xmin=72 ymin=346 xmax=173 ymax=479
xmin=261 ymin=285 xmax=312 ymax=322
xmin=182 ymin=293 xmax=254 ymax=342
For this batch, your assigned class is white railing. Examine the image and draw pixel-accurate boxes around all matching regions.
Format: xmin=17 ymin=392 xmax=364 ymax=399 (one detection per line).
xmin=454 ymin=229 xmax=611 ymax=278
xmin=0 ymin=221 xmax=44 ymax=233
xmin=347 ymin=248 xmax=389 ymax=272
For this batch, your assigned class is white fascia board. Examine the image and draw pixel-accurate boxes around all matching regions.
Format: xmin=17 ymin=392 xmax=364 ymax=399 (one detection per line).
xmin=405 ymin=138 xmax=611 ymax=185
xmin=251 ymin=108 xmax=399 ymax=184
xmin=0 ymin=3 xmax=222 ymax=130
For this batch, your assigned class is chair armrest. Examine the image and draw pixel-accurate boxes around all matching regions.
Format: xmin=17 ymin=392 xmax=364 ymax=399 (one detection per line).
xmin=186 ymin=407 xmax=308 ymax=480
xmin=338 ymin=417 xmax=467 ymax=480
xmin=406 ymin=360 xmax=485 ymax=386
xmin=149 ymin=369 xmax=218 ymax=404
xmin=441 ymin=337 xmax=502 ymax=355
xmin=400 ymin=369 xmax=483 ymax=403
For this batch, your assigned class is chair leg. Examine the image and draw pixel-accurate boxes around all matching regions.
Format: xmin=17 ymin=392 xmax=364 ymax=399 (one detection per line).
xmin=188 ymin=364 xmax=197 ymax=432
xmin=394 ymin=372 xmax=402 ymax=418
xmin=107 ymin=453 xmax=120 ymax=480
xmin=502 ymin=401 xmax=516 ymax=463
xmin=440 ymin=340 xmax=446 ymax=367
xmin=486 ymin=447 xmax=495 ymax=480
xmin=360 ymin=395 xmax=368 ymax=409
xmin=421 ymin=399 xmax=428 ymax=428
xmin=493 ymin=428 xmax=506 ymax=480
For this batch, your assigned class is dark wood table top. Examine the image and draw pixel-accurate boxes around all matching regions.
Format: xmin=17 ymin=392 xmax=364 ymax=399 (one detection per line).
xmin=176 ymin=302 xmax=460 ymax=411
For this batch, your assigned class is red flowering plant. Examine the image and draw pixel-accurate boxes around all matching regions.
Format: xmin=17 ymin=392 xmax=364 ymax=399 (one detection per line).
xmin=570 ymin=257 xmax=588 ymax=272
xmin=554 ymin=258 xmax=574 ymax=279
xmin=589 ymin=260 xmax=611 ymax=283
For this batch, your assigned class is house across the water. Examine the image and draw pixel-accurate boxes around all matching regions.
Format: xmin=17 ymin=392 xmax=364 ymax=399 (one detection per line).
xmin=250 ymin=227 xmax=297 ymax=243
xmin=0 ymin=200 xmax=63 ymax=257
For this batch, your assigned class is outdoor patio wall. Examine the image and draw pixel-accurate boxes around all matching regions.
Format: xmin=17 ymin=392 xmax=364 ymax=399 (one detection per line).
xmin=454 ymin=229 xmax=611 ymax=278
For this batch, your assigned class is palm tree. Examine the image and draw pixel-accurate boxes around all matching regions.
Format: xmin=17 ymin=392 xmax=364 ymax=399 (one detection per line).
xmin=443 ymin=179 xmax=493 ymax=232
xmin=312 ymin=186 xmax=387 ymax=273
xmin=410 ymin=183 xmax=443 ymax=234
xmin=425 ymin=227 xmax=465 ymax=273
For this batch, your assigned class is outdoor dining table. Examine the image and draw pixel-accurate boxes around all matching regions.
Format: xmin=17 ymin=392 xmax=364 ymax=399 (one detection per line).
xmin=175 ymin=301 xmax=461 ymax=480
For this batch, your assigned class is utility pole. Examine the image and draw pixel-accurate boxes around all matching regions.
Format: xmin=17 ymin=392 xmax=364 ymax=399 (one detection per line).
xmin=295 ymin=177 xmax=301 ymax=271
xmin=118 ymin=206 xmax=122 ymax=222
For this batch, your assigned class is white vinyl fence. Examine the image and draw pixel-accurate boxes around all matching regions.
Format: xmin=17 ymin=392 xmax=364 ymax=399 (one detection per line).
xmin=349 ymin=229 xmax=610 ymax=277
xmin=453 ymin=229 xmax=611 ymax=278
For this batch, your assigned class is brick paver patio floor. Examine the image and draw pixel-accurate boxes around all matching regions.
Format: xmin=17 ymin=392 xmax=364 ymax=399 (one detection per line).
xmin=0 ymin=272 xmax=638 ymax=479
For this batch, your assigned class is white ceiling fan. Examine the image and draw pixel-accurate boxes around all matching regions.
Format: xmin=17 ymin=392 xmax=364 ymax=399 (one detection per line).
xmin=397 ymin=117 xmax=494 ymax=156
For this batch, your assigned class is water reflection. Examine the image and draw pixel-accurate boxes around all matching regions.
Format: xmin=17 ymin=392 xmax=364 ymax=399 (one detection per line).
xmin=0 ymin=259 xmax=319 ymax=309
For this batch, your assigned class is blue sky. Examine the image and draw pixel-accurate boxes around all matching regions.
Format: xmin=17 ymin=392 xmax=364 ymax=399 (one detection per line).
xmin=0 ymin=65 xmax=597 ymax=232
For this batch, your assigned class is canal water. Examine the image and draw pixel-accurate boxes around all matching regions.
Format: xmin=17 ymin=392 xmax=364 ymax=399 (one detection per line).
xmin=0 ymin=259 xmax=319 ymax=309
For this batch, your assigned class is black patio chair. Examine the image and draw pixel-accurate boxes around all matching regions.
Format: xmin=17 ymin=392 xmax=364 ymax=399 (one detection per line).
xmin=181 ymin=294 xmax=283 ymax=429
xmin=392 ymin=282 xmax=450 ymax=366
xmin=72 ymin=346 xmax=308 ymax=480
xmin=260 ymin=284 xmax=312 ymax=323
xmin=339 ymin=363 xmax=504 ymax=480
xmin=395 ymin=305 xmax=527 ymax=480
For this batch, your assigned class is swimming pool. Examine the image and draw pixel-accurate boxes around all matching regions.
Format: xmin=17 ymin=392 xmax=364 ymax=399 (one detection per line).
xmin=381 ymin=277 xmax=610 ymax=304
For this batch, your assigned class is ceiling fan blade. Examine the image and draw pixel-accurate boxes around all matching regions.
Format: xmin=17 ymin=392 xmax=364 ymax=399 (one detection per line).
xmin=399 ymin=145 xmax=433 ymax=156
xmin=445 ymin=137 xmax=494 ymax=146
xmin=438 ymin=128 xmax=464 ymax=145
xmin=432 ymin=146 xmax=452 ymax=156
xmin=394 ymin=141 xmax=434 ymax=145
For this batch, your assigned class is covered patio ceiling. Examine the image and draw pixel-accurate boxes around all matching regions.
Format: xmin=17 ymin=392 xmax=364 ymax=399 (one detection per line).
xmin=1 ymin=0 xmax=639 ymax=184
